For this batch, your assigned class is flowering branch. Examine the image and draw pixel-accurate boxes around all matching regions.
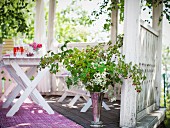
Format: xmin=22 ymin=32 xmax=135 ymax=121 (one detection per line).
xmin=29 ymin=42 xmax=42 ymax=51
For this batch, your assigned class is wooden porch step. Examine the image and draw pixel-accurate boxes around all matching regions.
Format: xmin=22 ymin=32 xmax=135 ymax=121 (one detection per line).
xmin=137 ymin=108 xmax=166 ymax=128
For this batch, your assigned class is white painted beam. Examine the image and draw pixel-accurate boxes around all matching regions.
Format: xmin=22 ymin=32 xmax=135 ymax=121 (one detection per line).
xmin=120 ymin=0 xmax=141 ymax=127
xmin=47 ymin=0 xmax=56 ymax=50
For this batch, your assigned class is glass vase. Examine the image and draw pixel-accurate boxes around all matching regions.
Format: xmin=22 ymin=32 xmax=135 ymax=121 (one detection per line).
xmin=90 ymin=92 xmax=104 ymax=127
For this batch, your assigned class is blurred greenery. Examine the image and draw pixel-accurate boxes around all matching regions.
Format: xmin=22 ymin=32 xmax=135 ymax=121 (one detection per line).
xmin=164 ymin=99 xmax=170 ymax=127
xmin=0 ymin=0 xmax=35 ymax=44
xmin=54 ymin=1 xmax=94 ymax=43
xmin=1 ymin=0 xmax=170 ymax=44
xmin=161 ymin=93 xmax=170 ymax=127
xmin=0 ymin=0 xmax=95 ymax=44
xmin=92 ymin=0 xmax=170 ymax=31
xmin=161 ymin=46 xmax=170 ymax=127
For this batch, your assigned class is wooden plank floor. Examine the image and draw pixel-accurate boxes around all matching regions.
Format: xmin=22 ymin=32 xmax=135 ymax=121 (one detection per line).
xmin=44 ymin=96 xmax=120 ymax=128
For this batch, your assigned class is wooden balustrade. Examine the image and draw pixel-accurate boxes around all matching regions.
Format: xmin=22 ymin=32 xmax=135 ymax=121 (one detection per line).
xmin=137 ymin=20 xmax=159 ymax=120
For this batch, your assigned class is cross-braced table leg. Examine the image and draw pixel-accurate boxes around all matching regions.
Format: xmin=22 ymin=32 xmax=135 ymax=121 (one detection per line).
xmin=68 ymin=94 xmax=81 ymax=107
xmin=2 ymin=66 xmax=39 ymax=108
xmin=2 ymin=66 xmax=25 ymax=108
xmin=2 ymin=85 xmax=22 ymax=108
xmin=80 ymin=98 xmax=111 ymax=112
xmin=0 ymin=82 xmax=15 ymax=101
xmin=6 ymin=62 xmax=54 ymax=117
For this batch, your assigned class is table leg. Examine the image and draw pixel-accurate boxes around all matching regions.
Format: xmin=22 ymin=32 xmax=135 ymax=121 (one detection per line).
xmin=68 ymin=94 xmax=81 ymax=107
xmin=0 ymin=83 xmax=15 ymax=101
xmin=102 ymin=101 xmax=111 ymax=110
xmin=82 ymin=95 xmax=90 ymax=101
xmin=80 ymin=99 xmax=111 ymax=112
xmin=30 ymin=89 xmax=54 ymax=114
xmin=2 ymin=85 xmax=22 ymax=108
xmin=24 ymin=67 xmax=40 ymax=104
xmin=6 ymin=62 xmax=54 ymax=117
xmin=2 ymin=66 xmax=34 ymax=108
xmin=58 ymin=92 xmax=68 ymax=102
xmin=80 ymin=99 xmax=92 ymax=112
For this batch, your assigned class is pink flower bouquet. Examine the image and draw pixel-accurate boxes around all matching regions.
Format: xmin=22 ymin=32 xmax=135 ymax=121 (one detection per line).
xmin=29 ymin=42 xmax=42 ymax=51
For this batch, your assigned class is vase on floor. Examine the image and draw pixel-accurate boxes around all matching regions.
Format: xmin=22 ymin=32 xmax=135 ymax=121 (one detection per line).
xmin=90 ymin=92 xmax=104 ymax=127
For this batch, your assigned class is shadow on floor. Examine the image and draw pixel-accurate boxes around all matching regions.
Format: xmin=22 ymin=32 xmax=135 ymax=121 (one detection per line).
xmin=44 ymin=96 xmax=121 ymax=128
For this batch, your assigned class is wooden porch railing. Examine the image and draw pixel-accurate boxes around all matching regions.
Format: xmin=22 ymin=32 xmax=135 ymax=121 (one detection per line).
xmin=137 ymin=20 xmax=159 ymax=120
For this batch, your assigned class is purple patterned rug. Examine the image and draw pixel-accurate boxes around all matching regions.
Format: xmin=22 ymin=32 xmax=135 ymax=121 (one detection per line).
xmin=0 ymin=102 xmax=83 ymax=128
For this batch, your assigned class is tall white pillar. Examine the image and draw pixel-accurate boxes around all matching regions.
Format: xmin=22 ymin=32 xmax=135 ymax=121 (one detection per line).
xmin=35 ymin=0 xmax=51 ymax=93
xmin=34 ymin=0 xmax=46 ymax=46
xmin=120 ymin=0 xmax=141 ymax=127
xmin=152 ymin=1 xmax=163 ymax=109
xmin=111 ymin=1 xmax=118 ymax=44
xmin=47 ymin=0 xmax=56 ymax=51
xmin=47 ymin=0 xmax=56 ymax=92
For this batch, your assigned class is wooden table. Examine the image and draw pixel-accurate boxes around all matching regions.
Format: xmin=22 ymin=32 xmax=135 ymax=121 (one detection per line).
xmin=1 ymin=56 xmax=54 ymax=117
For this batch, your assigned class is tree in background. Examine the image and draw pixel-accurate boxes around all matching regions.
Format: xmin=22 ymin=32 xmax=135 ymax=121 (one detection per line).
xmin=162 ymin=47 xmax=170 ymax=72
xmin=55 ymin=0 xmax=94 ymax=43
xmin=0 ymin=0 xmax=35 ymax=43
xmin=162 ymin=46 xmax=170 ymax=128
xmin=1 ymin=0 xmax=170 ymax=44
xmin=91 ymin=0 xmax=170 ymax=31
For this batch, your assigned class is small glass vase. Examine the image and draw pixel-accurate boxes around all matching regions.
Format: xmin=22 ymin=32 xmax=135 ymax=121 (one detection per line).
xmin=90 ymin=92 xmax=104 ymax=127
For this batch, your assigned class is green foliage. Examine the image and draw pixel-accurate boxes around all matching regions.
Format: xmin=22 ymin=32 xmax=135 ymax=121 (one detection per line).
xmin=90 ymin=0 xmax=125 ymax=30
xmin=162 ymin=46 xmax=170 ymax=67
xmin=161 ymin=93 xmax=170 ymax=127
xmin=165 ymin=110 xmax=170 ymax=127
xmin=1 ymin=70 xmax=4 ymax=74
xmin=1 ymin=70 xmax=7 ymax=81
xmin=91 ymin=0 xmax=170 ymax=31
xmin=30 ymin=76 xmax=34 ymax=81
xmin=91 ymin=0 xmax=124 ymax=31
xmin=1 ymin=76 xmax=6 ymax=81
xmin=55 ymin=1 xmax=93 ymax=43
xmin=161 ymin=47 xmax=170 ymax=126
xmin=39 ymin=35 xmax=146 ymax=92
xmin=142 ymin=0 xmax=170 ymax=24
xmin=0 ymin=0 xmax=35 ymax=43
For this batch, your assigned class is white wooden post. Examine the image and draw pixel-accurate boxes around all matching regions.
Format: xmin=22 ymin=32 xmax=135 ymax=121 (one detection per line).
xmin=34 ymin=0 xmax=46 ymax=47
xmin=34 ymin=0 xmax=50 ymax=93
xmin=47 ymin=0 xmax=56 ymax=50
xmin=46 ymin=0 xmax=56 ymax=92
xmin=120 ymin=0 xmax=141 ymax=127
xmin=111 ymin=1 xmax=118 ymax=44
xmin=152 ymin=1 xmax=163 ymax=109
